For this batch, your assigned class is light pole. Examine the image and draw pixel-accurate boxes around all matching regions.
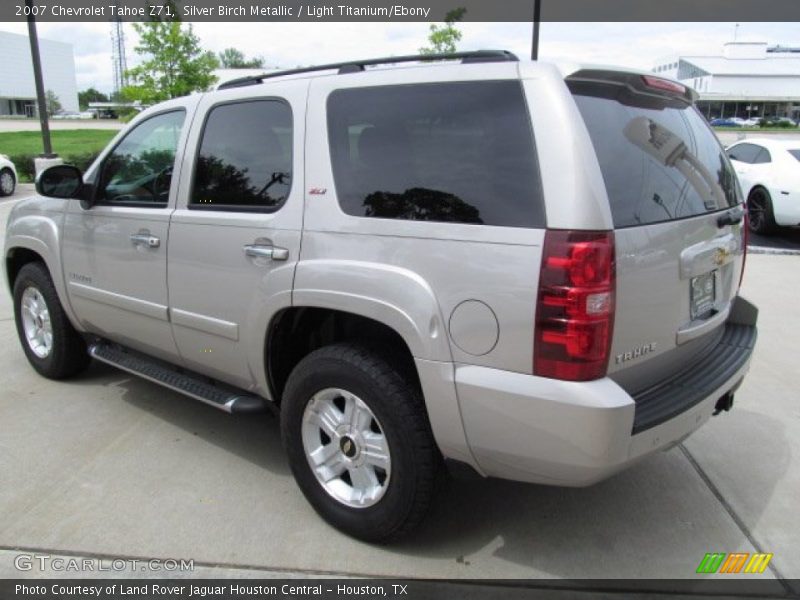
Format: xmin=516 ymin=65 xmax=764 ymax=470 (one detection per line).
xmin=531 ymin=0 xmax=541 ymax=60
xmin=25 ymin=0 xmax=56 ymax=159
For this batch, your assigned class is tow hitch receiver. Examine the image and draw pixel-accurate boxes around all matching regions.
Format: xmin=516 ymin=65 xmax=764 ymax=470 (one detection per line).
xmin=713 ymin=392 xmax=735 ymax=416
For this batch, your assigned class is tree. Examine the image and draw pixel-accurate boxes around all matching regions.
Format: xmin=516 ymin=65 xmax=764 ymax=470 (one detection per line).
xmin=78 ymin=88 xmax=109 ymax=110
xmin=123 ymin=19 xmax=218 ymax=104
xmin=419 ymin=8 xmax=466 ymax=55
xmin=218 ymin=47 xmax=264 ymax=69
xmin=45 ymin=90 xmax=62 ymax=116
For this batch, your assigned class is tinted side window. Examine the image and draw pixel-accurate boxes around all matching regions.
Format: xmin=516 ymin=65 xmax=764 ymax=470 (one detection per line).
xmin=753 ymin=148 xmax=772 ymax=164
xmin=98 ymin=110 xmax=185 ymax=206
xmin=326 ymin=81 xmax=544 ymax=228
xmin=191 ymin=100 xmax=292 ymax=211
xmin=727 ymin=143 xmax=761 ymax=164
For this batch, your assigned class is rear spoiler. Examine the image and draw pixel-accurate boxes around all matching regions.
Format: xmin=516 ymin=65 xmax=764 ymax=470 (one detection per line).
xmin=566 ymin=69 xmax=699 ymax=105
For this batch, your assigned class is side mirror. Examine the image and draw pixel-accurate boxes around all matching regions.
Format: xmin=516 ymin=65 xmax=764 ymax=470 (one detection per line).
xmin=36 ymin=165 xmax=85 ymax=199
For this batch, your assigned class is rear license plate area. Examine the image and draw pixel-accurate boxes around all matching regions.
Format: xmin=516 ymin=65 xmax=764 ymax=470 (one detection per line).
xmin=690 ymin=271 xmax=716 ymax=319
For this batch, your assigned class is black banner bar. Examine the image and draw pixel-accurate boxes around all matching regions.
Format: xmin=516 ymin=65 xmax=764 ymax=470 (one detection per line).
xmin=4 ymin=0 xmax=800 ymax=22
xmin=1 ymin=579 xmax=798 ymax=600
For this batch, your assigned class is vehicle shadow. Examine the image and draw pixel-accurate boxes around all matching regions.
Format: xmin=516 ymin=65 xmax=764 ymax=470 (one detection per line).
xmin=749 ymin=225 xmax=800 ymax=251
xmin=390 ymin=409 xmax=790 ymax=580
xmin=63 ymin=364 xmax=790 ymax=582
xmin=67 ymin=360 xmax=290 ymax=477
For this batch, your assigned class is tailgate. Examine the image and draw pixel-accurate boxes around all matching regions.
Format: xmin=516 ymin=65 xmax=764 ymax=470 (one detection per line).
xmin=568 ymin=71 xmax=746 ymax=392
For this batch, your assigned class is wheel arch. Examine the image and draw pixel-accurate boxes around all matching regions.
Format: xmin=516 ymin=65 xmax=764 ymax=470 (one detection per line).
xmin=265 ymin=306 xmax=423 ymax=404
xmin=263 ymin=304 xmax=477 ymax=470
xmin=5 ymin=235 xmax=80 ymax=329
xmin=5 ymin=246 xmax=45 ymax=295
xmin=746 ymin=183 xmax=770 ymax=198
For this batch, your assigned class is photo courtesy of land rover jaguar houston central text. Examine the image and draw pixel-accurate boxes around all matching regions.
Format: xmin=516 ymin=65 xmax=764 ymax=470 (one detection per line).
xmin=4 ymin=51 xmax=758 ymax=542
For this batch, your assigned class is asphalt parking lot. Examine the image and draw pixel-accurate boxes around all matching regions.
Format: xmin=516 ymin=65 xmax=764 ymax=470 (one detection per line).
xmin=0 ymin=195 xmax=798 ymax=595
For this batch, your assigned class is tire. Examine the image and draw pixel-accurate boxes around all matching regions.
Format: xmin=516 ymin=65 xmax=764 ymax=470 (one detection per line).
xmin=281 ymin=343 xmax=440 ymax=542
xmin=747 ymin=187 xmax=777 ymax=235
xmin=0 ymin=168 xmax=15 ymax=197
xmin=13 ymin=262 xmax=90 ymax=379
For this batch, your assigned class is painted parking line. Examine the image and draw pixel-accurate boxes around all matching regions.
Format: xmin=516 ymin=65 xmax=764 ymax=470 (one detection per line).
xmin=747 ymin=245 xmax=800 ymax=256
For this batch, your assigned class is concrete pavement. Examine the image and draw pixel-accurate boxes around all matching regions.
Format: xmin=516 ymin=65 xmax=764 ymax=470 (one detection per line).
xmin=0 ymin=198 xmax=797 ymax=591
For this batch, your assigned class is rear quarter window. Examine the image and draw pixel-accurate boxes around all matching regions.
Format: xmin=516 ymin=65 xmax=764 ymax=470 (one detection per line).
xmin=326 ymin=81 xmax=544 ymax=228
xmin=727 ymin=143 xmax=762 ymax=164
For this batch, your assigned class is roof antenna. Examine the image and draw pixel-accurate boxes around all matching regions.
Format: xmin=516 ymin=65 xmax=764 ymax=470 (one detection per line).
xmin=734 ymin=23 xmax=739 ymax=42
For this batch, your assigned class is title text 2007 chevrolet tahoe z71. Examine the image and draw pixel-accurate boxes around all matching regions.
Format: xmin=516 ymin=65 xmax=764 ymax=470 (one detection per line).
xmin=4 ymin=51 xmax=758 ymax=541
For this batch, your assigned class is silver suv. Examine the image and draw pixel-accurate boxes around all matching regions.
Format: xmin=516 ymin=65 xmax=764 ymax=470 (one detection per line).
xmin=4 ymin=51 xmax=758 ymax=541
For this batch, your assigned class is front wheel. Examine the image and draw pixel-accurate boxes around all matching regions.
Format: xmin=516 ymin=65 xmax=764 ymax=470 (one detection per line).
xmin=13 ymin=262 xmax=90 ymax=379
xmin=747 ymin=187 xmax=777 ymax=234
xmin=281 ymin=343 xmax=440 ymax=542
xmin=0 ymin=168 xmax=15 ymax=197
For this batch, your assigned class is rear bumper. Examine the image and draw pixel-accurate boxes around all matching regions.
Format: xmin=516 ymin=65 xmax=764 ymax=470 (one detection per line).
xmin=455 ymin=296 xmax=757 ymax=486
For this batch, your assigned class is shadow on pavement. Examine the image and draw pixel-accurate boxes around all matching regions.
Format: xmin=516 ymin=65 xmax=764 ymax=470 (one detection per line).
xmin=61 ymin=361 xmax=791 ymax=581
xmin=63 ymin=360 xmax=291 ymax=477
xmin=749 ymin=226 xmax=800 ymax=251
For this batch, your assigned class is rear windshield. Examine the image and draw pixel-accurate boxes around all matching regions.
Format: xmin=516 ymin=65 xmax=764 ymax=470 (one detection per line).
xmin=569 ymin=79 xmax=739 ymax=228
xmin=326 ymin=81 xmax=544 ymax=228
xmin=789 ymin=149 xmax=800 ymax=161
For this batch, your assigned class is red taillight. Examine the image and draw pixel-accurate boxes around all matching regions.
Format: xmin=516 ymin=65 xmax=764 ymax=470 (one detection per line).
xmin=642 ymin=75 xmax=687 ymax=96
xmin=534 ymin=230 xmax=616 ymax=381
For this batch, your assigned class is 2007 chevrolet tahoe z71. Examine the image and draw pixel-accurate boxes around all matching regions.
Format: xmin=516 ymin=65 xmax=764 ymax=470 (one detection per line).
xmin=4 ymin=50 xmax=758 ymax=541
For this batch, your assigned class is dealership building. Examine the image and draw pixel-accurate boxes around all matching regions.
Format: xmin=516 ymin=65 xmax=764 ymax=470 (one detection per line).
xmin=0 ymin=30 xmax=79 ymax=117
xmin=653 ymin=41 xmax=800 ymax=121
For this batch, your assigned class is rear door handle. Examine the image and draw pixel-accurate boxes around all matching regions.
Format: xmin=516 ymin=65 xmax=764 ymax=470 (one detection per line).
xmin=717 ymin=206 xmax=745 ymax=228
xmin=243 ymin=244 xmax=289 ymax=261
xmin=130 ymin=232 xmax=160 ymax=248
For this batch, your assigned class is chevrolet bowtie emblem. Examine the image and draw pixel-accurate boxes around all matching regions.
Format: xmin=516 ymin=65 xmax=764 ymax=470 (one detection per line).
xmin=714 ymin=247 xmax=730 ymax=266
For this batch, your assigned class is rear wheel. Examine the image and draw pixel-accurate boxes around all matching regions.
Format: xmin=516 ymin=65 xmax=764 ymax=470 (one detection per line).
xmin=281 ymin=343 xmax=439 ymax=542
xmin=13 ymin=262 xmax=90 ymax=379
xmin=0 ymin=168 xmax=15 ymax=197
xmin=747 ymin=187 xmax=777 ymax=234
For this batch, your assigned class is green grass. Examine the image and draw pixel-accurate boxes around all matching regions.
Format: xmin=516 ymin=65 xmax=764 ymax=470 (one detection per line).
xmin=0 ymin=129 xmax=117 ymax=157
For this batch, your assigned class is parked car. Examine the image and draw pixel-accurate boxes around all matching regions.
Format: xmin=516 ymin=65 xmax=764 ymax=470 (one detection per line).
xmin=0 ymin=154 xmax=16 ymax=197
xmin=52 ymin=111 xmax=95 ymax=120
xmin=4 ymin=52 xmax=758 ymax=541
xmin=710 ymin=117 xmax=742 ymax=127
xmin=729 ymin=117 xmax=760 ymax=127
xmin=726 ymin=138 xmax=800 ymax=233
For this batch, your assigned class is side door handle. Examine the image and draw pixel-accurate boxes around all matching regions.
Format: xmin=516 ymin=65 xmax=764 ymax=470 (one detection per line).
xmin=243 ymin=244 xmax=289 ymax=261
xmin=130 ymin=232 xmax=160 ymax=248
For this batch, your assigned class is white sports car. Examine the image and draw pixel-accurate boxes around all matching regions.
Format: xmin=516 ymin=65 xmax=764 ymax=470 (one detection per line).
xmin=726 ymin=138 xmax=800 ymax=234
xmin=0 ymin=154 xmax=17 ymax=197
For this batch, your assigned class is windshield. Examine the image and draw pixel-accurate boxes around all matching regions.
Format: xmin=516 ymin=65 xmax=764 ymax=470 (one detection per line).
xmin=569 ymin=79 xmax=740 ymax=228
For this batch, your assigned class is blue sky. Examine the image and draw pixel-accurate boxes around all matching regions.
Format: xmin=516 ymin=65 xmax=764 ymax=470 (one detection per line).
xmin=0 ymin=21 xmax=797 ymax=94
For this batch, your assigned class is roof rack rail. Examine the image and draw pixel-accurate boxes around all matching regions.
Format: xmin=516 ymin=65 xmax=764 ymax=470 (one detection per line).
xmin=217 ymin=50 xmax=519 ymax=90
